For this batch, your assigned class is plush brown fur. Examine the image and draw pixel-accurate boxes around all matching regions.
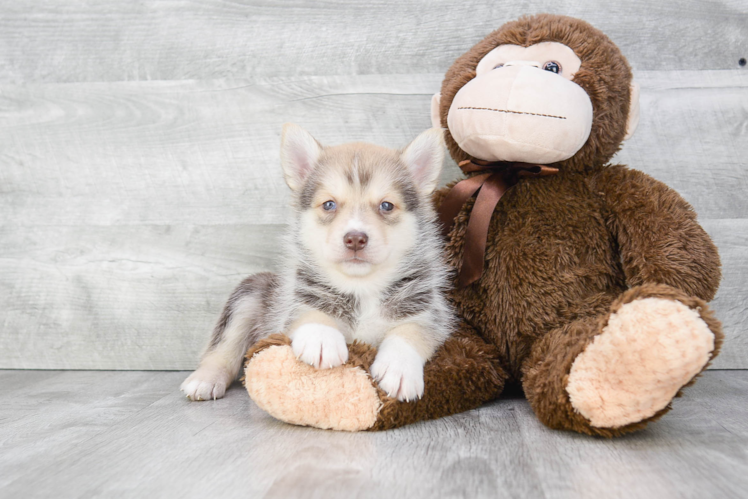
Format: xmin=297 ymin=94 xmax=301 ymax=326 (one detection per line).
xmin=244 ymin=14 xmax=723 ymax=436
xmin=411 ymin=13 xmax=722 ymax=436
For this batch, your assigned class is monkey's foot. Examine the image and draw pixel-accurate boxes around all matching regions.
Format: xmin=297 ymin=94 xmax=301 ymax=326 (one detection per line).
xmin=244 ymin=335 xmax=381 ymax=431
xmin=566 ymin=297 xmax=715 ymax=428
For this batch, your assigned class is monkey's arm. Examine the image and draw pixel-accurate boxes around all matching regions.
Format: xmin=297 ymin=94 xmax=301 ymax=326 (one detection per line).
xmin=244 ymin=322 xmax=507 ymax=431
xmin=593 ymin=165 xmax=721 ymax=301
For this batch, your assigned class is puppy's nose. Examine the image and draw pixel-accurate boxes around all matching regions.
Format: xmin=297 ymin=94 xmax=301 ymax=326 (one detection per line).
xmin=344 ymin=231 xmax=368 ymax=251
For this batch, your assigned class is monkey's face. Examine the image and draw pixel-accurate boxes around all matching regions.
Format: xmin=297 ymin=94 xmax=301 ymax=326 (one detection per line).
xmin=443 ymin=42 xmax=593 ymax=164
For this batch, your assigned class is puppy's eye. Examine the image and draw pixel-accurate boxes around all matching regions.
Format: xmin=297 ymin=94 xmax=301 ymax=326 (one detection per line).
xmin=322 ymin=200 xmax=336 ymax=211
xmin=493 ymin=63 xmax=504 ymax=70
xmin=379 ymin=201 xmax=394 ymax=212
xmin=543 ymin=61 xmax=561 ymax=74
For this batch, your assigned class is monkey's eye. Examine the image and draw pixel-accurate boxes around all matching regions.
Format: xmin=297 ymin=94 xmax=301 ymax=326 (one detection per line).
xmin=493 ymin=63 xmax=504 ymax=70
xmin=543 ymin=61 xmax=561 ymax=74
xmin=322 ymin=200 xmax=337 ymax=211
xmin=379 ymin=201 xmax=394 ymax=212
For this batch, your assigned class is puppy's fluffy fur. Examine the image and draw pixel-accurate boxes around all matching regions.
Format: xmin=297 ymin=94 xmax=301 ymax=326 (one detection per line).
xmin=181 ymin=125 xmax=455 ymax=402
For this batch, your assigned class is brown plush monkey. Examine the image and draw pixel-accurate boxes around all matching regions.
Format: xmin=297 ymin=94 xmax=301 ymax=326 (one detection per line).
xmin=243 ymin=14 xmax=723 ymax=436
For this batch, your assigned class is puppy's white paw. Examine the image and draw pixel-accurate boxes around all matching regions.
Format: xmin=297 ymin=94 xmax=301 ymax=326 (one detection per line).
xmin=180 ymin=364 xmax=232 ymax=401
xmin=370 ymin=336 xmax=425 ymax=402
xmin=290 ymin=323 xmax=348 ymax=369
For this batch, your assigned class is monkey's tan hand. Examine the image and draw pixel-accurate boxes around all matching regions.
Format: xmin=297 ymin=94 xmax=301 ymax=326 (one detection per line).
xmin=244 ymin=334 xmax=381 ymax=431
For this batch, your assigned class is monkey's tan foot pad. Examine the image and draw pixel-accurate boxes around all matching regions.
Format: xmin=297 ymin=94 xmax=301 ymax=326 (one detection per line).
xmin=567 ymin=297 xmax=716 ymax=429
xmin=244 ymin=334 xmax=382 ymax=431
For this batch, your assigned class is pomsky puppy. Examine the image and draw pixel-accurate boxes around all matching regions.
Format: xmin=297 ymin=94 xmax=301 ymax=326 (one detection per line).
xmin=181 ymin=125 xmax=455 ymax=402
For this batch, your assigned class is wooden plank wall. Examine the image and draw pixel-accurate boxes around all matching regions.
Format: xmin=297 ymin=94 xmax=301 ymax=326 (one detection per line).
xmin=0 ymin=0 xmax=746 ymax=369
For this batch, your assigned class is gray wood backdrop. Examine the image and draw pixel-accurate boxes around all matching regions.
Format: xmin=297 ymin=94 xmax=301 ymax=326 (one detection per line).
xmin=0 ymin=0 xmax=746 ymax=370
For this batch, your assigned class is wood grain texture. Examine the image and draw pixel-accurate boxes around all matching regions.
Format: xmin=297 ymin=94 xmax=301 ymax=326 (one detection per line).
xmin=0 ymin=370 xmax=746 ymax=497
xmin=703 ymin=219 xmax=748 ymax=369
xmin=0 ymin=371 xmax=191 ymax=493
xmin=614 ymin=71 xmax=748 ymax=220
xmin=0 ymin=0 xmax=746 ymax=85
xmin=0 ymin=70 xmax=746 ymax=369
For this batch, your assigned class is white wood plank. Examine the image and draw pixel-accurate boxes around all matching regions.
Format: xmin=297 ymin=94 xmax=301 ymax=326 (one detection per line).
xmin=0 ymin=0 xmax=745 ymax=85
xmin=0 ymin=71 xmax=746 ymax=369
xmin=0 ymin=370 xmax=746 ymax=497
xmin=0 ymin=370 xmax=189 ymax=492
xmin=0 ymin=75 xmax=451 ymax=227
xmin=613 ymin=71 xmax=748 ymax=220
xmin=704 ymin=219 xmax=748 ymax=369
xmin=0 ymin=221 xmax=743 ymax=370
xmin=0 ymin=224 xmax=285 ymax=370
xmin=1 ymin=71 xmax=746 ymax=227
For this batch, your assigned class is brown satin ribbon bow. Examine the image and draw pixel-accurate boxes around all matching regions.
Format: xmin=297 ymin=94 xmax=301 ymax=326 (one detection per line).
xmin=439 ymin=159 xmax=559 ymax=288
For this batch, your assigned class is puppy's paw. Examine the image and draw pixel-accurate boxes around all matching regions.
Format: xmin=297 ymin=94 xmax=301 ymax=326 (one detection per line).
xmin=290 ymin=323 xmax=348 ymax=369
xmin=180 ymin=364 xmax=232 ymax=401
xmin=370 ymin=336 xmax=425 ymax=402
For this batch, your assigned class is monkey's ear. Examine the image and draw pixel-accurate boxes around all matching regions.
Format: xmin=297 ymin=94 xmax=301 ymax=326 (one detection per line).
xmin=280 ymin=123 xmax=323 ymax=191
xmin=401 ymin=128 xmax=445 ymax=194
xmin=623 ymin=82 xmax=640 ymax=141
xmin=430 ymin=93 xmax=442 ymax=128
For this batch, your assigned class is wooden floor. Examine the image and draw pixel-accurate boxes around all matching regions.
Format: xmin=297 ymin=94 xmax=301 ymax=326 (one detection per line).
xmin=1 ymin=370 xmax=746 ymax=498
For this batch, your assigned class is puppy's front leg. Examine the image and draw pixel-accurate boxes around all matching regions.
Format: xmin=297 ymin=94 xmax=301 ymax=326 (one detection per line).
xmin=288 ymin=310 xmax=349 ymax=369
xmin=182 ymin=273 xmax=275 ymax=401
xmin=370 ymin=323 xmax=438 ymax=402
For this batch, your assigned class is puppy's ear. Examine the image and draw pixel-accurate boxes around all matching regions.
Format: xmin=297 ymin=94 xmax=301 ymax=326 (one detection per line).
xmin=401 ymin=128 xmax=445 ymax=194
xmin=280 ymin=123 xmax=323 ymax=191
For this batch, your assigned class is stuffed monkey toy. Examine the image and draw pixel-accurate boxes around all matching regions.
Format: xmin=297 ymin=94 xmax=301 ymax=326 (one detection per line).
xmin=243 ymin=14 xmax=723 ymax=437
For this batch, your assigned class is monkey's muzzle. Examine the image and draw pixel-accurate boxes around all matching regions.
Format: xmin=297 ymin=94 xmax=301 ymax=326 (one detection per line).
xmin=447 ymin=65 xmax=593 ymax=164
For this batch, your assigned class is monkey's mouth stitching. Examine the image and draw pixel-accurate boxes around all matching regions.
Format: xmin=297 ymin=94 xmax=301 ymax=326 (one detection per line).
xmin=458 ymin=107 xmax=566 ymax=120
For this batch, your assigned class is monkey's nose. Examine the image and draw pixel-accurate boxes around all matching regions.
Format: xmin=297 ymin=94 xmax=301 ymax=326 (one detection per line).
xmin=344 ymin=231 xmax=368 ymax=251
